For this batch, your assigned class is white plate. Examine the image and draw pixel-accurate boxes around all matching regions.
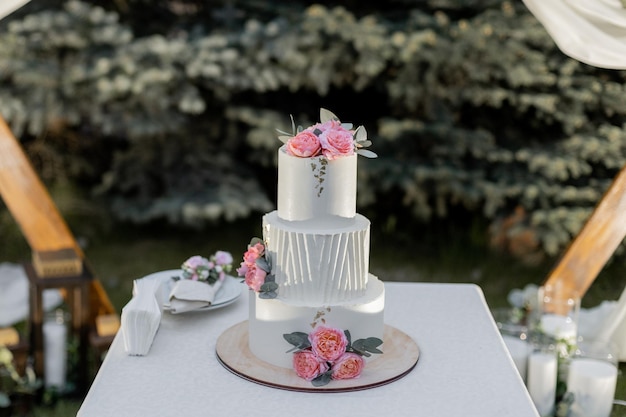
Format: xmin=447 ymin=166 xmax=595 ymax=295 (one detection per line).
xmin=141 ymin=269 xmax=243 ymax=312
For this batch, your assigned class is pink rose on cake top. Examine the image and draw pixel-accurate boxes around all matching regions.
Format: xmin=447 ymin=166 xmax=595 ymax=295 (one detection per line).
xmin=278 ymin=108 xmax=376 ymax=160
xmin=285 ymin=130 xmax=321 ymax=158
xmin=168 ymin=251 xmax=233 ymax=314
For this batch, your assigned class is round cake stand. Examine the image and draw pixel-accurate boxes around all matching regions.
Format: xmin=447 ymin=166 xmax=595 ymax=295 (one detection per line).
xmin=216 ymin=321 xmax=420 ymax=393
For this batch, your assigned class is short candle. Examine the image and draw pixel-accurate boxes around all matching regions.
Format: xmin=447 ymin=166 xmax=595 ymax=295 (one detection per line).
xmin=43 ymin=317 xmax=67 ymax=389
xmin=527 ymin=350 xmax=557 ymax=416
xmin=567 ymin=357 xmax=617 ymax=417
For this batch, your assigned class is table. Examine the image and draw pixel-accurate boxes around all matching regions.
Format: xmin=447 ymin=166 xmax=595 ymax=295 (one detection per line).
xmin=77 ymin=282 xmax=540 ymax=417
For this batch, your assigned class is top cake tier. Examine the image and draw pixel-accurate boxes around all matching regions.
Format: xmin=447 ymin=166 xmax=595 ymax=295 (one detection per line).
xmin=277 ymin=146 xmax=357 ymax=221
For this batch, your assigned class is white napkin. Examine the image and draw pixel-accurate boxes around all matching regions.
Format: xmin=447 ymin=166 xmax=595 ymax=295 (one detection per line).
xmin=121 ymin=278 xmax=162 ymax=356
xmin=167 ymin=279 xmax=223 ymax=314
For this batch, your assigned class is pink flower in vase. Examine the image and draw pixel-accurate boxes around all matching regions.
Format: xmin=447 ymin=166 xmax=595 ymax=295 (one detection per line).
xmin=293 ymin=350 xmax=330 ymax=381
xmin=331 ymin=352 xmax=365 ymax=380
xmin=308 ymin=326 xmax=348 ymax=362
xmin=286 ymin=130 xmax=322 ymax=158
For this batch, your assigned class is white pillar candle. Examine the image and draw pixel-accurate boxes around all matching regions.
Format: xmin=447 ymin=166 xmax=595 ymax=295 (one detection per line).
xmin=502 ymin=335 xmax=529 ymax=381
xmin=43 ymin=317 xmax=67 ymax=390
xmin=540 ymin=314 xmax=577 ymax=341
xmin=527 ymin=351 xmax=557 ymax=416
xmin=567 ymin=358 xmax=617 ymax=417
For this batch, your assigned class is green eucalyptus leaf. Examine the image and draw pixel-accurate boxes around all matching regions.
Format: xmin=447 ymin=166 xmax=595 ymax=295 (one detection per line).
xmin=260 ymin=281 xmax=278 ymax=292
xmin=356 ymin=149 xmax=378 ymax=158
xmin=277 ymin=135 xmax=292 ymax=143
xmin=290 ymin=114 xmax=296 ymax=135
xmin=249 ymin=237 xmax=263 ymax=246
xmin=283 ymin=332 xmax=310 ymax=349
xmin=354 ymin=125 xmax=367 ymax=141
xmin=256 ymin=257 xmax=270 ymax=272
xmin=341 ymin=122 xmax=353 ymax=130
xmin=259 ymin=290 xmax=277 ymax=299
xmin=320 ymin=108 xmax=338 ymax=123
xmin=311 ymin=371 xmax=333 ymax=387
xmin=353 ymin=337 xmax=383 ymax=355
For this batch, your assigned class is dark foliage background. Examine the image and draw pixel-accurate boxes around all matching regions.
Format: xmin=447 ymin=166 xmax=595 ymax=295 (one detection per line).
xmin=1 ymin=0 xmax=626 ymax=264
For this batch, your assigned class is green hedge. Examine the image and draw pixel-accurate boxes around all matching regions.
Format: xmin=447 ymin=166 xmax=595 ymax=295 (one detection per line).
xmin=1 ymin=0 xmax=625 ymax=262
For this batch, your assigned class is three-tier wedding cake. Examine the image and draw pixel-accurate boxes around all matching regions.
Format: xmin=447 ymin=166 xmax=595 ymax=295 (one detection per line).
xmin=237 ymin=109 xmax=385 ymax=385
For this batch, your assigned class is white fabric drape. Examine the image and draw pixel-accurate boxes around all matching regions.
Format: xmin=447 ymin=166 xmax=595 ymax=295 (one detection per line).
xmin=523 ymin=0 xmax=626 ymax=69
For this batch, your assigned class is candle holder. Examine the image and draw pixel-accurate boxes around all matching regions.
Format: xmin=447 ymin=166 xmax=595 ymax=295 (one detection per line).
xmin=565 ymin=339 xmax=618 ymax=417
xmin=536 ymin=285 xmax=580 ymax=359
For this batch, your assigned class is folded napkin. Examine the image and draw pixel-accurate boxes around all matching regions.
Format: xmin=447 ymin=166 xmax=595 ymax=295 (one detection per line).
xmin=121 ymin=277 xmax=162 ymax=356
xmin=168 ymin=278 xmax=223 ymax=314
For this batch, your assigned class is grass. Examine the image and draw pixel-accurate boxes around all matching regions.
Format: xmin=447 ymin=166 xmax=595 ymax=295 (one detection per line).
xmin=2 ymin=213 xmax=626 ymax=416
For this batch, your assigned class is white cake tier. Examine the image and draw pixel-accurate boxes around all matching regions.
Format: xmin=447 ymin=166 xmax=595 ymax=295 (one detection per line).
xmin=263 ymin=211 xmax=370 ymax=305
xmin=277 ymin=146 xmax=357 ymax=221
xmin=248 ymin=275 xmax=385 ymax=369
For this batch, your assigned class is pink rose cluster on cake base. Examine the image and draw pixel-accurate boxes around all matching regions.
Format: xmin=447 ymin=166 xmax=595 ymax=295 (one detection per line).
xmin=239 ymin=109 xmax=385 ymax=386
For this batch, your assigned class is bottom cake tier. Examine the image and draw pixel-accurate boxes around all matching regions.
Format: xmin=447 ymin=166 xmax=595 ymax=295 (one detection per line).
xmin=248 ymin=275 xmax=385 ymax=369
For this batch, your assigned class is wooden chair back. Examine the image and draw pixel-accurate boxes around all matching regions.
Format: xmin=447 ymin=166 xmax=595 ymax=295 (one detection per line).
xmin=0 ymin=116 xmax=115 ymax=319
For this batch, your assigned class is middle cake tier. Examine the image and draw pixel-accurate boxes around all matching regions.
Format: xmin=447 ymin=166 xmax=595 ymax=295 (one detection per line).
xmin=263 ymin=211 xmax=370 ymax=305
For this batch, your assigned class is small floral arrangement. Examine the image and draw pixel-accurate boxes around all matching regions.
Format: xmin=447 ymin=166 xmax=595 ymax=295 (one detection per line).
xmin=277 ymin=108 xmax=377 ymax=160
xmin=175 ymin=251 xmax=233 ymax=285
xmin=283 ymin=326 xmax=382 ymax=387
xmin=236 ymin=238 xmax=278 ymax=298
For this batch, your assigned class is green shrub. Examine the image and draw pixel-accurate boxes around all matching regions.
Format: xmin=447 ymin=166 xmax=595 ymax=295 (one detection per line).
xmin=1 ymin=0 xmax=625 ymax=262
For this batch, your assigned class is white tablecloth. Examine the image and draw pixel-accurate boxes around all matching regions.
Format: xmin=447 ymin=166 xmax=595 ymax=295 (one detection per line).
xmin=78 ymin=282 xmax=539 ymax=417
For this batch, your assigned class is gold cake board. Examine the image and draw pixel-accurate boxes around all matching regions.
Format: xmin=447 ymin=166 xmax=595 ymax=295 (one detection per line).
xmin=216 ymin=321 xmax=420 ymax=392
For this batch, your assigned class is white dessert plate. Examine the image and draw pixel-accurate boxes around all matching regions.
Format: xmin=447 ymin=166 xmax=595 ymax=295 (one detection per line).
xmin=141 ymin=269 xmax=243 ymax=312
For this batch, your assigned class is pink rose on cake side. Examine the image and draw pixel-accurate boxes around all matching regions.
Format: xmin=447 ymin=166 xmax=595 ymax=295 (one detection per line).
xmin=293 ymin=350 xmax=330 ymax=381
xmin=244 ymin=265 xmax=267 ymax=292
xmin=237 ymin=242 xmax=266 ymax=291
xmin=331 ymin=352 xmax=365 ymax=380
xmin=237 ymin=238 xmax=278 ymax=298
xmin=309 ymin=326 xmax=349 ymax=362
xmin=286 ymin=130 xmax=322 ymax=158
